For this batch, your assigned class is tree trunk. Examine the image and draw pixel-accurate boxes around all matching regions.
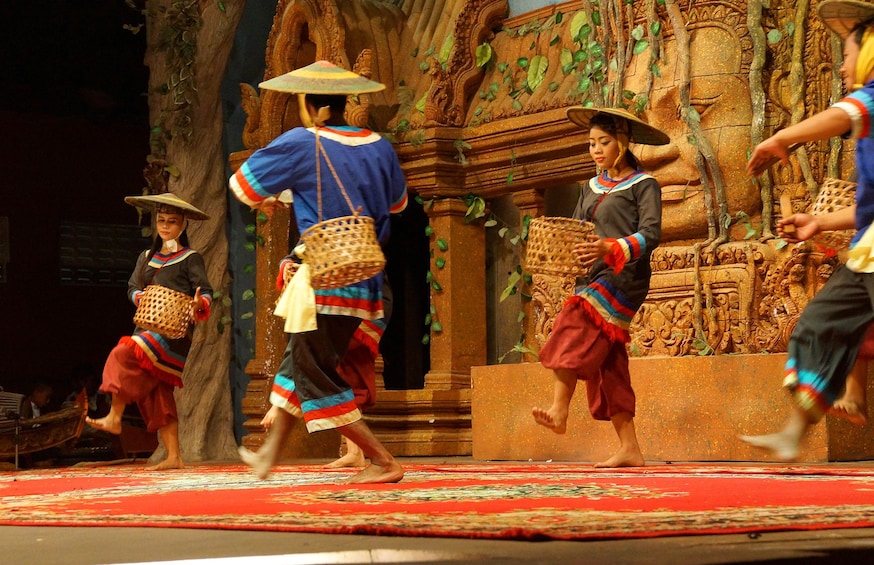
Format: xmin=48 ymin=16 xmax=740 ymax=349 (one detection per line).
xmin=145 ymin=0 xmax=248 ymax=462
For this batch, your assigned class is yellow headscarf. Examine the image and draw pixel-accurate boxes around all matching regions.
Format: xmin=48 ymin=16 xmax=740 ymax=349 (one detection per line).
xmin=854 ymin=27 xmax=874 ymax=90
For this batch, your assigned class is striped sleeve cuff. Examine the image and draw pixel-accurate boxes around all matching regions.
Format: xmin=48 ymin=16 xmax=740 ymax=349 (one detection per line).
xmin=834 ymin=99 xmax=869 ymax=139
xmin=604 ymin=233 xmax=646 ymax=274
xmin=229 ymin=165 xmax=268 ymax=207
xmin=390 ymin=191 xmax=409 ymax=214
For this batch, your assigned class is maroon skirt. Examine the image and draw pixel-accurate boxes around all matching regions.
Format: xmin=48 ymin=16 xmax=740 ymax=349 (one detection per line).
xmin=100 ymin=339 xmax=178 ymax=432
xmin=539 ymin=297 xmax=635 ymax=420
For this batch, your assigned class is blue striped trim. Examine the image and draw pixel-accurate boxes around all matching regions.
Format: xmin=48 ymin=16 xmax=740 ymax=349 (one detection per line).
xmin=238 ymin=162 xmax=276 ymax=200
xmin=314 ymin=285 xmax=376 ymax=301
xmin=273 ymin=373 xmax=295 ymax=394
xmin=300 ymin=388 xmax=356 ymax=414
xmin=590 ymin=172 xmax=655 ymax=194
xmin=787 ymin=355 xmax=832 ymax=402
xmin=131 ymin=332 xmax=185 ymax=375
xmin=147 ymin=249 xmax=197 ymax=269
xmin=579 ymin=280 xmax=636 ymax=325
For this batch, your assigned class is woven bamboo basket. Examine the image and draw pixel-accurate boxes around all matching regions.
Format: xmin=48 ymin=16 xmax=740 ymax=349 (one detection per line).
xmin=301 ymin=212 xmax=386 ymax=289
xmin=302 ymin=129 xmax=387 ymax=290
xmin=525 ymin=216 xmax=596 ymax=277
xmin=132 ymin=285 xmax=193 ymax=339
xmin=811 ymin=178 xmax=856 ymax=251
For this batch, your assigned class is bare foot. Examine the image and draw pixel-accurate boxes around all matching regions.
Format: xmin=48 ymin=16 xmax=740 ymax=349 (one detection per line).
xmin=831 ymin=398 xmax=869 ymax=426
xmin=738 ymin=433 xmax=800 ymax=462
xmin=345 ymin=461 xmax=404 ymax=484
xmin=146 ymin=456 xmax=184 ymax=471
xmin=531 ymin=406 xmax=568 ymax=434
xmin=325 ymin=451 xmax=366 ymax=469
xmin=326 ymin=439 xmax=366 ymax=469
xmin=594 ymin=449 xmax=645 ymax=468
xmin=85 ymin=415 xmax=122 ymax=435
xmin=238 ymin=445 xmax=273 ymax=480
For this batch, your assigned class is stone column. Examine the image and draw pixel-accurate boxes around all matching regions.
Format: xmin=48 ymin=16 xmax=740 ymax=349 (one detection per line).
xmin=512 ymin=190 xmax=545 ymax=363
xmin=424 ymin=198 xmax=487 ymax=389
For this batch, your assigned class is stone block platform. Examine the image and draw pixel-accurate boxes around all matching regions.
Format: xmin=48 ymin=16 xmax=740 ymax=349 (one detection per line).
xmin=366 ymin=389 xmax=472 ymax=457
xmin=472 ymin=354 xmax=874 ymax=463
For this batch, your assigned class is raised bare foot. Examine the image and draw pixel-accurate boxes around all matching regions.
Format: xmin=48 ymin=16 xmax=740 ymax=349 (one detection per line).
xmin=831 ymin=399 xmax=869 ymax=426
xmin=345 ymin=461 xmax=404 ymax=484
xmin=325 ymin=451 xmax=366 ymax=469
xmin=594 ymin=449 xmax=645 ymax=468
xmin=738 ymin=433 xmax=800 ymax=461
xmin=146 ymin=456 xmax=184 ymax=471
xmin=85 ymin=415 xmax=122 ymax=435
xmin=238 ymin=445 xmax=272 ymax=480
xmin=531 ymin=406 xmax=568 ymax=434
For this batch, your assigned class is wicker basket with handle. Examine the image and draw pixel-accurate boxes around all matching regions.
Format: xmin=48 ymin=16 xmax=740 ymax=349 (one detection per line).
xmin=302 ymin=212 xmax=386 ymax=289
xmin=132 ymin=284 xmax=193 ymax=339
xmin=525 ymin=216 xmax=596 ymax=278
xmin=811 ymin=178 xmax=856 ymax=251
xmin=300 ymin=129 xmax=386 ymax=289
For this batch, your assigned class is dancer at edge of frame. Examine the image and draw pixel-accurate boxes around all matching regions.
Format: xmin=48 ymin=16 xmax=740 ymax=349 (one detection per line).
xmin=741 ymin=0 xmax=874 ymax=460
xmin=532 ymin=106 xmax=669 ymax=468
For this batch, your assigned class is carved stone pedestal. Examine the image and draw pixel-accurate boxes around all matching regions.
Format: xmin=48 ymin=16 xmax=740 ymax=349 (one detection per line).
xmin=472 ymin=355 xmax=874 ymax=463
xmin=365 ymin=389 xmax=472 ymax=456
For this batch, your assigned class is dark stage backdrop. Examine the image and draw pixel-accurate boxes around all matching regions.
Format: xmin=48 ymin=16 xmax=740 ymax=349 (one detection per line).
xmin=0 ymin=1 xmax=150 ymax=408
xmin=0 ymin=1 xmax=430 ymax=428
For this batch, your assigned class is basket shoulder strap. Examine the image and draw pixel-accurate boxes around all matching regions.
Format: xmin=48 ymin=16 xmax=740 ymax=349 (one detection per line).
xmin=315 ymin=129 xmax=360 ymax=217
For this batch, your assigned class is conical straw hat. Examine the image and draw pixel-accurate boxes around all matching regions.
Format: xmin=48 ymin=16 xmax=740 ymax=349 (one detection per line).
xmin=259 ymin=60 xmax=386 ymax=95
xmin=818 ymin=0 xmax=874 ymax=38
xmin=566 ymin=106 xmax=670 ymax=146
xmin=124 ymin=192 xmax=209 ymax=220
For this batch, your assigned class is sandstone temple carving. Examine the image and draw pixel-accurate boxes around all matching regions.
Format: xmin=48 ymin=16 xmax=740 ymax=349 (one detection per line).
xmin=229 ymin=0 xmax=859 ymax=460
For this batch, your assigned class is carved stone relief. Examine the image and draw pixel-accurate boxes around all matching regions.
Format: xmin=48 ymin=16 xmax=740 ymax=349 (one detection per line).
xmin=238 ymin=0 xmax=854 ymax=373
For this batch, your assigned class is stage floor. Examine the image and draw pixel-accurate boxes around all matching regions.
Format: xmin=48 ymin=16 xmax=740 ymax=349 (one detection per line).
xmin=2 ymin=523 xmax=874 ymax=565
xmin=3 ymin=457 xmax=874 ymax=564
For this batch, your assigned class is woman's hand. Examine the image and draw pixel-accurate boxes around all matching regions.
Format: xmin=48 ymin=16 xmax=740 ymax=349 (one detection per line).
xmin=573 ymin=234 xmax=610 ymax=267
xmin=190 ymin=287 xmax=204 ymax=319
xmin=747 ymin=136 xmax=791 ymax=177
xmin=252 ymin=196 xmax=284 ymax=218
xmin=777 ymin=213 xmax=820 ymax=243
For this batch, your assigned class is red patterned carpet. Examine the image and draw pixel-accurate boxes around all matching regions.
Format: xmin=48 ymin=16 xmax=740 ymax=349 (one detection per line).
xmin=2 ymin=463 xmax=874 ymax=541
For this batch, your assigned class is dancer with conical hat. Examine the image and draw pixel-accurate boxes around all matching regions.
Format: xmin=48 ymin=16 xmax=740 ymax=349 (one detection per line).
xmin=230 ymin=61 xmax=408 ymax=484
xmin=88 ymin=192 xmax=212 ymax=471
xmin=532 ymin=107 xmax=669 ymax=468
